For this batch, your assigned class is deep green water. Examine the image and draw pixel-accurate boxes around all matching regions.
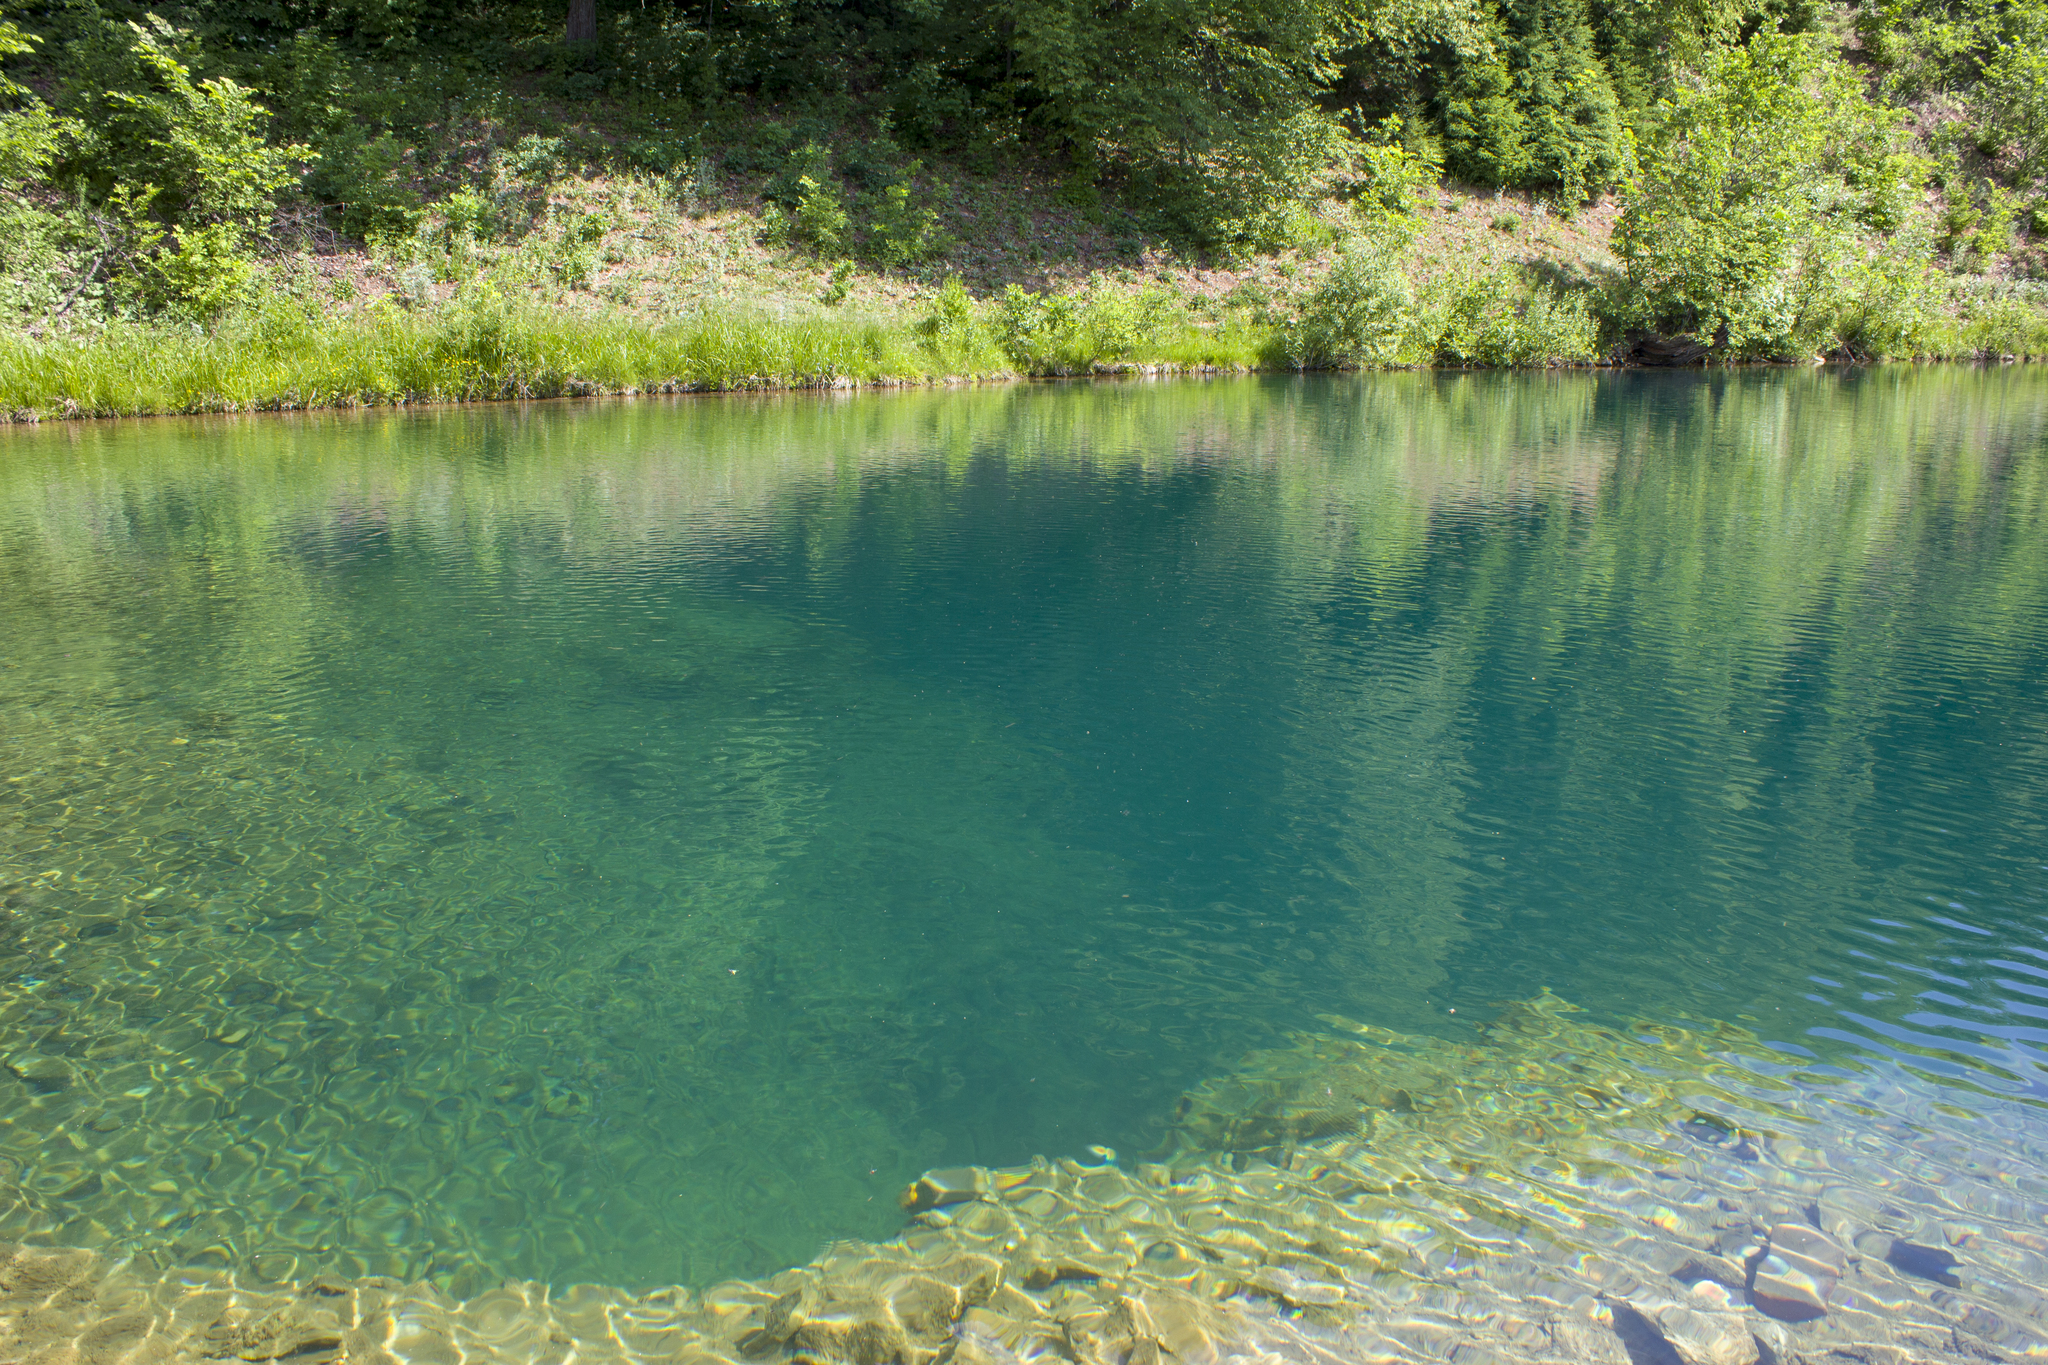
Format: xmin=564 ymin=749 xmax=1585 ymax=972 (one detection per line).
xmin=1 ymin=370 xmax=2045 ymax=1295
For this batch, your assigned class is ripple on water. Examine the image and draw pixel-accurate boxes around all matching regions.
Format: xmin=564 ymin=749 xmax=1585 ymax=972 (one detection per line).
xmin=0 ymin=371 xmax=2045 ymax=1313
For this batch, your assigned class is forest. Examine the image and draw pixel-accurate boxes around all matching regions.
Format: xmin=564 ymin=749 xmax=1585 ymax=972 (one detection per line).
xmin=0 ymin=0 xmax=2045 ymax=411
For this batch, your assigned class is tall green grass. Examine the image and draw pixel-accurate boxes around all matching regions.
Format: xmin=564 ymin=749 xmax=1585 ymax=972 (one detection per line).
xmin=2 ymin=268 xmax=2040 ymax=422
xmin=0 ymin=294 xmax=1015 ymax=420
xmin=0 ymin=284 xmax=1271 ymax=421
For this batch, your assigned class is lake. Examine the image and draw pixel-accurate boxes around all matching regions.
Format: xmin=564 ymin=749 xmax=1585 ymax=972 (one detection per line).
xmin=1 ymin=370 xmax=2045 ymax=1356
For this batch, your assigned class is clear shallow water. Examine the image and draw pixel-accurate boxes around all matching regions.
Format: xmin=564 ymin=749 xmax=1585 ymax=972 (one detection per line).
xmin=0 ymin=370 xmax=2044 ymax=1295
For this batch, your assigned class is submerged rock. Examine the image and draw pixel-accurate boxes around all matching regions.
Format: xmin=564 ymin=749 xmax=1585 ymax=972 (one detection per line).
xmin=899 ymin=1167 xmax=989 ymax=1214
xmin=1 ymin=992 xmax=2041 ymax=1365
xmin=1748 ymin=1223 xmax=1847 ymax=1323
xmin=3 ymin=1052 xmax=73 ymax=1090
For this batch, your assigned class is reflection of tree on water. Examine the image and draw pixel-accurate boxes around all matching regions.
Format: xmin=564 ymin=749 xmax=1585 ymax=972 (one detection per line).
xmin=0 ymin=368 xmax=2044 ymax=1301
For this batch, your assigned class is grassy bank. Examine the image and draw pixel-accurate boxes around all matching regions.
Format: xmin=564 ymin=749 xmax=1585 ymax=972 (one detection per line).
xmin=0 ymin=300 xmax=998 ymax=420
xmin=0 ymin=277 xmax=1294 ymax=420
xmin=6 ymin=268 xmax=2046 ymax=423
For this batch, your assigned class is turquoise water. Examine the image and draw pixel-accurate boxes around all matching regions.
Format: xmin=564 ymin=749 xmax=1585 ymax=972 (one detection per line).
xmin=1 ymin=369 xmax=2045 ymax=1295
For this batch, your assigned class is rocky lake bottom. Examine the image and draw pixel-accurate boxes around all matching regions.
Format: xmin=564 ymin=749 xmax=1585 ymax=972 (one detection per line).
xmin=5 ymin=993 xmax=2047 ymax=1365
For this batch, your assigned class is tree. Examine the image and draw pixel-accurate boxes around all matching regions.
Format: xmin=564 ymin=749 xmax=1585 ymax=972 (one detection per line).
xmin=1614 ymin=32 xmax=1927 ymax=356
xmin=567 ymin=0 xmax=597 ymax=43
xmin=987 ymin=0 xmax=1482 ymax=250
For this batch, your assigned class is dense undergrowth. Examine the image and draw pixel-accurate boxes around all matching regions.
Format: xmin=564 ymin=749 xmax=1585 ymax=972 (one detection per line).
xmin=1 ymin=0 xmax=2047 ymax=417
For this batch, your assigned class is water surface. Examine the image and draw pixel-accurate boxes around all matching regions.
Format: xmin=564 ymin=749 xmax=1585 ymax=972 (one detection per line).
xmin=1 ymin=369 xmax=2045 ymax=1292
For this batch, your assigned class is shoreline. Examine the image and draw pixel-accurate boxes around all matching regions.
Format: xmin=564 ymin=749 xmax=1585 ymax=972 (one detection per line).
xmin=2 ymin=352 xmax=2040 ymax=428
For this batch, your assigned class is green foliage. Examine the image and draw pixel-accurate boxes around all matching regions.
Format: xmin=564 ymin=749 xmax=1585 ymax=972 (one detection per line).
xmin=0 ymin=288 xmax=1034 ymax=417
xmin=1279 ymin=236 xmax=1415 ymax=368
xmin=1443 ymin=0 xmax=1626 ymax=201
xmin=1410 ymin=261 xmax=1600 ymax=364
xmin=1443 ymin=41 xmax=1530 ymax=187
xmin=1614 ymin=32 xmax=1929 ymax=357
xmin=916 ymin=277 xmax=980 ymax=348
xmin=819 ymin=260 xmax=853 ymax=304
xmin=1976 ymin=0 xmax=2048 ymax=189
xmin=148 ymin=221 xmax=258 ymax=318
xmin=316 ymin=129 xmax=421 ymax=239
xmin=759 ymin=139 xmax=947 ymax=267
xmin=1345 ymin=121 xmax=1438 ymax=239
xmin=0 ymin=23 xmax=68 ymax=190
xmin=991 ymin=283 xmax=1217 ymax=373
xmin=0 ymin=0 xmax=2039 ymax=362
xmin=79 ymin=18 xmax=304 ymax=232
xmin=984 ymin=0 xmax=1481 ymax=250
xmin=860 ymin=165 xmax=946 ymax=266
xmin=1944 ymin=277 xmax=2048 ymax=353
xmin=1822 ymin=229 xmax=1946 ymax=358
xmin=787 ymin=174 xmax=849 ymax=254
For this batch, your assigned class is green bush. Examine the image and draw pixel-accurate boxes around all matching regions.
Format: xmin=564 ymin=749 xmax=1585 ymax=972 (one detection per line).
xmin=313 ymin=128 xmax=421 ymax=240
xmin=860 ymin=164 xmax=946 ymax=266
xmin=1822 ymin=232 xmax=1945 ymax=358
xmin=1614 ymin=32 xmax=1928 ymax=358
xmin=148 ymin=221 xmax=258 ymax=318
xmin=1975 ymin=0 xmax=2048 ymax=190
xmin=994 ymin=284 xmax=1163 ymax=373
xmin=1949 ymin=279 xmax=2048 ymax=354
xmin=85 ymin=18 xmax=304 ymax=232
xmin=793 ymin=175 xmax=850 ymax=255
xmin=1278 ymin=237 xmax=1414 ymax=369
xmin=818 ymin=260 xmax=853 ymax=305
xmin=1411 ymin=261 xmax=1599 ymax=365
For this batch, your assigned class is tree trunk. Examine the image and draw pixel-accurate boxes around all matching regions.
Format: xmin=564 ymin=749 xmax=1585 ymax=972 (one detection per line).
xmin=567 ymin=0 xmax=597 ymax=43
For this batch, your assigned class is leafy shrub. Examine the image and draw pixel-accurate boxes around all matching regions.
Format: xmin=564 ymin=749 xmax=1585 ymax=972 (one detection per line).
xmin=994 ymin=284 xmax=1168 ymax=373
xmin=28 ymin=16 xmax=305 ymax=317
xmin=437 ymin=188 xmax=493 ymax=245
xmin=1344 ymin=123 xmax=1437 ymax=241
xmin=861 ymin=167 xmax=946 ymax=266
xmin=794 ymin=175 xmax=850 ymax=255
xmin=1822 ymin=231 xmax=1945 ymax=358
xmin=764 ymin=140 xmax=834 ymax=209
xmin=313 ymin=128 xmax=420 ymax=240
xmin=1614 ymin=32 xmax=1928 ymax=358
xmin=606 ymin=14 xmax=717 ymax=107
xmin=916 ymin=277 xmax=978 ymax=345
xmin=548 ymin=209 xmax=608 ymax=289
xmin=1135 ymin=110 xmax=1360 ymax=255
xmin=86 ymin=18 xmax=304 ymax=232
xmin=497 ymin=135 xmax=566 ymax=191
xmin=393 ymin=259 xmax=435 ymax=309
xmin=819 ymin=261 xmax=853 ymax=304
xmin=1278 ymin=237 xmax=1415 ymax=369
xmin=148 ymin=221 xmax=257 ymax=319
xmin=1975 ymin=1 xmax=2048 ymax=190
xmin=1949 ymin=278 xmax=2048 ymax=354
xmin=1411 ymin=261 xmax=1598 ymax=365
